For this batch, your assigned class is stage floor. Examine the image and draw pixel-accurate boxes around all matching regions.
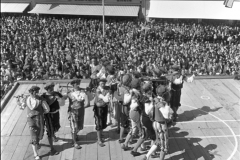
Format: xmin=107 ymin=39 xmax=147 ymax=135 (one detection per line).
xmin=1 ymin=79 xmax=240 ymax=160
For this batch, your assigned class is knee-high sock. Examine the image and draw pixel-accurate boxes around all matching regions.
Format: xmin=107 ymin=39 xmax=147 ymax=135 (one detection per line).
xmin=159 ymin=150 xmax=166 ymax=160
xmin=31 ymin=144 xmax=38 ymax=157
xmin=146 ymin=144 xmax=157 ymax=159
xmin=97 ymin=130 xmax=101 ymax=141
xmin=119 ymin=127 xmax=125 ymax=140
xmin=124 ymin=133 xmax=132 ymax=146
xmin=132 ymin=138 xmax=144 ymax=152
xmin=72 ymin=132 xmax=77 ymax=144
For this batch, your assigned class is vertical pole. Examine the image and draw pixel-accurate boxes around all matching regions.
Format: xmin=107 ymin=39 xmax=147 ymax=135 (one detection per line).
xmin=102 ymin=0 xmax=105 ymax=55
xmin=102 ymin=0 xmax=105 ymax=38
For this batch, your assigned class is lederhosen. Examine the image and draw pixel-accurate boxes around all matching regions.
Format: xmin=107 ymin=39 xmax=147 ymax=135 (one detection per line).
xmin=120 ymin=86 xmax=131 ymax=128
xmin=42 ymin=92 xmax=62 ymax=137
xmin=153 ymin=97 xmax=169 ymax=151
xmin=26 ymin=96 xmax=45 ymax=145
xmin=68 ymin=91 xmax=85 ymax=133
xmin=93 ymin=87 xmax=109 ymax=131
xmin=128 ymin=92 xmax=142 ymax=136
xmin=139 ymin=94 xmax=156 ymax=141
xmin=170 ymin=74 xmax=183 ymax=110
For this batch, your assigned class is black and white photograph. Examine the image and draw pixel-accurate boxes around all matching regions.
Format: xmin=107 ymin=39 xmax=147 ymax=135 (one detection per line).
xmin=1 ymin=0 xmax=240 ymax=160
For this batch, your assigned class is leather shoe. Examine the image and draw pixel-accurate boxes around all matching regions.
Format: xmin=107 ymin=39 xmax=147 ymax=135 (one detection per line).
xmin=130 ymin=151 xmax=141 ymax=157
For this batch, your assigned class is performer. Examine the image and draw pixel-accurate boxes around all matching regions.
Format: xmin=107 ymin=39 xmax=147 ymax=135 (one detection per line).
xmin=105 ymin=65 xmax=117 ymax=126
xmin=24 ymin=86 xmax=57 ymax=159
xmin=169 ymin=65 xmax=183 ymax=121
xmin=130 ymin=82 xmax=156 ymax=157
xmin=67 ymin=79 xmax=89 ymax=149
xmin=42 ymin=82 xmax=62 ymax=144
xmin=93 ymin=78 xmax=110 ymax=147
xmin=121 ymin=78 xmax=142 ymax=151
xmin=142 ymin=85 xmax=173 ymax=160
xmin=114 ymin=74 xmax=132 ymax=143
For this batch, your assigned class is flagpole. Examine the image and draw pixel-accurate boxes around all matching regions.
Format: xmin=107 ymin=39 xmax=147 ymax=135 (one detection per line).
xmin=102 ymin=0 xmax=105 ymax=55
xmin=102 ymin=0 xmax=105 ymax=38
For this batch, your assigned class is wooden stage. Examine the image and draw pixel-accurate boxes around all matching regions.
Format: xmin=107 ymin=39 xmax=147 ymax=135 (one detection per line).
xmin=1 ymin=79 xmax=240 ymax=160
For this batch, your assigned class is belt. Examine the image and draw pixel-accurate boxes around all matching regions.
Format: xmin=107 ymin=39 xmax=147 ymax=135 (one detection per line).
xmin=48 ymin=109 xmax=60 ymax=114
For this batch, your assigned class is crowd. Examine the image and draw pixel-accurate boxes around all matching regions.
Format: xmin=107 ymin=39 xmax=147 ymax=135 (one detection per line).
xmin=1 ymin=15 xmax=240 ymax=98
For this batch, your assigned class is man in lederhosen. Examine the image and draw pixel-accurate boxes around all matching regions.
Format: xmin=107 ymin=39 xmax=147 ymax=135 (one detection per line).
xmin=142 ymin=85 xmax=172 ymax=160
xmin=114 ymin=74 xmax=132 ymax=143
xmin=93 ymin=78 xmax=110 ymax=147
xmin=121 ymin=78 xmax=142 ymax=151
xmin=67 ymin=80 xmax=90 ymax=149
xmin=130 ymin=82 xmax=156 ymax=157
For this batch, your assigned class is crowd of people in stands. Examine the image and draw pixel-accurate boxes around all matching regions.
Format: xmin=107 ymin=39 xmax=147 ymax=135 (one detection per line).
xmin=1 ymin=14 xmax=240 ymax=98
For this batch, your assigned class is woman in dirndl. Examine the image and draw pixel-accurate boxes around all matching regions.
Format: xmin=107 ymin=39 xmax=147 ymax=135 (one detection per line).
xmin=67 ymin=80 xmax=89 ymax=149
xmin=93 ymin=78 xmax=110 ymax=147
xmin=24 ymin=86 xmax=51 ymax=160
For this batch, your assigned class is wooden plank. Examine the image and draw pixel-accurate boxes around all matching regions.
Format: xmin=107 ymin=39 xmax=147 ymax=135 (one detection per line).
xmin=85 ymin=141 xmax=98 ymax=160
xmin=35 ymin=135 xmax=50 ymax=160
xmin=1 ymin=84 xmax=28 ymax=131
xmin=1 ymin=136 xmax=10 ymax=146
xmin=23 ymin=144 xmax=33 ymax=160
xmin=1 ymin=136 xmax=21 ymax=160
xmin=194 ymin=80 xmax=235 ymax=121
xmin=98 ymin=132 xmax=111 ymax=160
xmin=108 ymin=130 xmax=123 ymax=160
xmin=211 ymin=128 xmax=235 ymax=159
xmin=60 ymin=134 xmax=74 ymax=160
xmin=201 ymin=128 xmax=228 ymax=160
xmin=201 ymin=80 xmax=240 ymax=120
xmin=11 ymin=108 xmax=28 ymax=136
xmin=168 ymin=129 xmax=185 ymax=160
xmin=220 ymin=79 xmax=240 ymax=99
xmin=211 ymin=79 xmax=240 ymax=114
xmin=11 ymin=146 xmax=28 ymax=160
xmin=229 ymin=79 xmax=240 ymax=90
xmin=73 ymin=134 xmax=87 ymax=160
xmin=187 ymin=81 xmax=224 ymax=129
xmin=1 ymin=84 xmax=33 ymax=136
xmin=217 ymin=128 xmax=240 ymax=160
xmin=1 ymin=136 xmax=10 ymax=154
xmin=171 ymin=130 xmax=193 ymax=160
xmin=181 ymin=83 xmax=209 ymax=129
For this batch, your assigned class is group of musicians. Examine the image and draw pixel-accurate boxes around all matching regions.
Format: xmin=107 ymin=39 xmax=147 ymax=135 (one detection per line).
xmin=17 ymin=60 xmax=185 ymax=160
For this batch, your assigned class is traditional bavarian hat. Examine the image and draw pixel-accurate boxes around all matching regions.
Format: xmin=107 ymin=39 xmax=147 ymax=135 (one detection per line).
xmin=29 ymin=86 xmax=40 ymax=93
xmin=44 ymin=82 xmax=55 ymax=90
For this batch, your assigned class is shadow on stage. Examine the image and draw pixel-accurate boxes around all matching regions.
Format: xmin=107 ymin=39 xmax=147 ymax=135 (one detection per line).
xmin=176 ymin=106 xmax=222 ymax=122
